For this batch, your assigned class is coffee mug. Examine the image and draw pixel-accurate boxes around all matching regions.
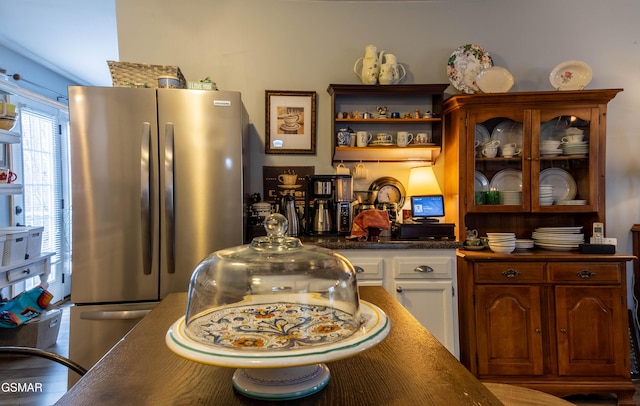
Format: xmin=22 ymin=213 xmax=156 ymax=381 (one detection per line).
xmin=353 ymin=163 xmax=368 ymax=179
xmin=335 ymin=163 xmax=350 ymax=175
xmin=336 ymin=130 xmax=351 ymax=146
xmin=0 ymin=169 xmax=17 ymax=184
xmin=415 ymin=132 xmax=432 ymax=144
xmin=278 ymin=173 xmax=297 ymax=185
xmin=396 ymin=131 xmax=414 ymax=147
xmin=356 ymin=131 xmax=372 ymax=147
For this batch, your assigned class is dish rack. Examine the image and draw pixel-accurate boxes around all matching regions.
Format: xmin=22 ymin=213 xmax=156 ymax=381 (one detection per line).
xmin=107 ymin=61 xmax=187 ymax=88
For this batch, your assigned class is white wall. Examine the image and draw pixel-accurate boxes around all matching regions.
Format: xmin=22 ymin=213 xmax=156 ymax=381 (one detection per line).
xmin=115 ymin=0 xmax=640 ymax=259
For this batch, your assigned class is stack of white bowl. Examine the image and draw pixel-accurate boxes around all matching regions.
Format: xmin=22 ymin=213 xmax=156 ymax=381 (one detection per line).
xmin=500 ymin=190 xmax=522 ymax=205
xmin=515 ymin=238 xmax=534 ymax=250
xmin=540 ymin=185 xmax=554 ymax=206
xmin=540 ymin=140 xmax=562 ymax=156
xmin=486 ymin=232 xmax=516 ymax=254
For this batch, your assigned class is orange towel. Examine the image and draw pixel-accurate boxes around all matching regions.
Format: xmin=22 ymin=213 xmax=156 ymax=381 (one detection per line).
xmin=347 ymin=209 xmax=390 ymax=241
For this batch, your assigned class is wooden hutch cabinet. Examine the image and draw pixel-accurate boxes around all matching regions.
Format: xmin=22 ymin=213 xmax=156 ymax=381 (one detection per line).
xmin=443 ymin=90 xmax=637 ymax=405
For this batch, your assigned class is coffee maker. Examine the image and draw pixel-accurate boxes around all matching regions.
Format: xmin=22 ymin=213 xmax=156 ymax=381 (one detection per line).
xmin=304 ymin=175 xmax=354 ymax=235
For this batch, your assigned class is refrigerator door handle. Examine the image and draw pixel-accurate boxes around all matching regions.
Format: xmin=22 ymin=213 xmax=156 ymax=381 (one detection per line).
xmin=141 ymin=122 xmax=153 ymax=275
xmin=164 ymin=122 xmax=176 ymax=274
xmin=79 ymin=309 xmax=152 ymax=321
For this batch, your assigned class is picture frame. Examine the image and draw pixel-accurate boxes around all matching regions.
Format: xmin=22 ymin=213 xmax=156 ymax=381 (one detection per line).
xmin=265 ymin=90 xmax=317 ymax=154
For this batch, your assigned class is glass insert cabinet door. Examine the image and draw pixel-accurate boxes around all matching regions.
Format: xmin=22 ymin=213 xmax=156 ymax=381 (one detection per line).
xmin=468 ymin=106 xmax=599 ymax=213
xmin=469 ymin=110 xmax=527 ymax=212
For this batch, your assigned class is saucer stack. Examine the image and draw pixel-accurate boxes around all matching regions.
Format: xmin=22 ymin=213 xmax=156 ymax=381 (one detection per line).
xmin=486 ymin=232 xmax=516 ymax=254
xmin=539 ymin=185 xmax=554 ymax=205
xmin=500 ymin=190 xmax=522 ymax=205
xmin=532 ymin=226 xmax=584 ymax=251
xmin=562 ymin=141 xmax=589 ymax=156
xmin=515 ymin=239 xmax=534 ymax=250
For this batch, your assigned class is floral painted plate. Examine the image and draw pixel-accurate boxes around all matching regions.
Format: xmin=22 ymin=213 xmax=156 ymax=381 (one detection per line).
xmin=447 ymin=44 xmax=494 ymax=94
xmin=166 ymin=298 xmax=390 ymax=369
xmin=549 ymin=60 xmax=592 ymax=91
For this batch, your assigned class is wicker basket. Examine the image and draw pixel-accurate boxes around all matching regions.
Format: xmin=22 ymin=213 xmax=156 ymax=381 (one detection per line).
xmin=107 ymin=61 xmax=187 ymax=88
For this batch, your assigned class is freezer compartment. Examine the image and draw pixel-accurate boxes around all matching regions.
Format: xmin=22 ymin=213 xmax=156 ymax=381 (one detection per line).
xmin=68 ymin=301 xmax=158 ymax=387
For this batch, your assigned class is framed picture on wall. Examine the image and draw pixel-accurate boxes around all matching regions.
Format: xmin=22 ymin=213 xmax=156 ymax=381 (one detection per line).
xmin=265 ymin=90 xmax=317 ymax=154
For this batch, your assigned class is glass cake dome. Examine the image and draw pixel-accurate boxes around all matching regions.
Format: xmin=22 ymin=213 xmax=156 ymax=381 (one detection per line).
xmin=184 ymin=213 xmax=361 ymax=346
xmin=167 ymin=213 xmax=390 ymax=401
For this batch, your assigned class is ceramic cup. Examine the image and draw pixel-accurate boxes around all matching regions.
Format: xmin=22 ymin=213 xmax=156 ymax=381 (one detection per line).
xmin=336 ymin=131 xmax=351 ymax=146
xmin=0 ymin=169 xmax=17 ymax=184
xmin=278 ymin=173 xmax=297 ymax=185
xmin=376 ymin=133 xmax=392 ymax=143
xmin=396 ymin=131 xmax=414 ymax=147
xmin=562 ymin=134 xmax=585 ymax=143
xmin=335 ymin=163 xmax=350 ymax=175
xmin=415 ymin=132 xmax=432 ymax=144
xmin=482 ymin=147 xmax=498 ymax=158
xmin=353 ymin=163 xmax=368 ymax=179
xmin=501 ymin=143 xmax=521 ymax=158
xmin=356 ymin=131 xmax=372 ymax=147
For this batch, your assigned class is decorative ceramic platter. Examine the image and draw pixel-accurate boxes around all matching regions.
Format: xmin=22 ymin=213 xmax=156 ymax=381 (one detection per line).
xmin=491 ymin=120 xmax=523 ymax=149
xmin=489 ymin=169 xmax=522 ymax=191
xmin=539 ymin=168 xmax=577 ymax=201
xmin=474 ymin=171 xmax=489 ymax=192
xmin=166 ymin=298 xmax=390 ymax=369
xmin=447 ymin=44 xmax=494 ymax=94
xmin=549 ymin=60 xmax=592 ymax=91
xmin=476 ymin=66 xmax=514 ymax=93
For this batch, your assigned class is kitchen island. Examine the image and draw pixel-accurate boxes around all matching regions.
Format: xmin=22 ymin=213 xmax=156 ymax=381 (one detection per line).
xmin=56 ymin=286 xmax=502 ymax=405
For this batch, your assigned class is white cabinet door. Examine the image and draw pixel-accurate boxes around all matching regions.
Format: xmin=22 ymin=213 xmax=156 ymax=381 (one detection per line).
xmin=392 ymin=279 xmax=458 ymax=358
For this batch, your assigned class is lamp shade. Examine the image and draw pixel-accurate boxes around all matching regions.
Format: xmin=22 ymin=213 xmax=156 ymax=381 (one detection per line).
xmin=407 ymin=166 xmax=442 ymax=196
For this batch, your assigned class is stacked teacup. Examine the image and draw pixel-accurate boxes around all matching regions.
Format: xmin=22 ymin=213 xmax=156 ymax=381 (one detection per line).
xmin=561 ymin=127 xmax=588 ymax=156
xmin=486 ymin=232 xmax=516 ymax=254
xmin=479 ymin=139 xmax=500 ymax=158
xmin=540 ymin=140 xmax=562 ymax=156
xmin=539 ymin=185 xmax=554 ymax=205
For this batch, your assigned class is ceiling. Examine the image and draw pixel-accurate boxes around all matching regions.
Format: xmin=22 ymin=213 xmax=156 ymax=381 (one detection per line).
xmin=0 ymin=0 xmax=119 ymax=86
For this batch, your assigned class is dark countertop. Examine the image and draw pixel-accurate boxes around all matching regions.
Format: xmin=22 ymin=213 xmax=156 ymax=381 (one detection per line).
xmin=300 ymin=236 xmax=462 ymax=250
xmin=56 ymin=287 xmax=502 ymax=405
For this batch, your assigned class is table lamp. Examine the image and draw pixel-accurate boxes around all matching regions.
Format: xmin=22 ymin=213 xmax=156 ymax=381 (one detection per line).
xmin=407 ymin=166 xmax=442 ymax=196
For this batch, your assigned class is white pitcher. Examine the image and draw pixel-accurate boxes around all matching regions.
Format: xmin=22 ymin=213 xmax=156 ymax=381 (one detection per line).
xmin=354 ymin=45 xmax=382 ymax=85
xmin=379 ymin=53 xmax=406 ymax=84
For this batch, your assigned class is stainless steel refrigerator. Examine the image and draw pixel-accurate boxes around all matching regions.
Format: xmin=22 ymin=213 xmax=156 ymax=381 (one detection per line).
xmin=67 ymin=86 xmax=248 ymax=385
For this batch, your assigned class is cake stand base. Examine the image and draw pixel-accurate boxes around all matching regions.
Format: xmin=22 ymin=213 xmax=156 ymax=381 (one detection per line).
xmin=232 ymin=363 xmax=330 ymax=400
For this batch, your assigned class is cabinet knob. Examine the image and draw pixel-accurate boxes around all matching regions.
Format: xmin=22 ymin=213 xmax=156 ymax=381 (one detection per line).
xmin=354 ymin=266 xmax=365 ymax=274
xmin=414 ymin=265 xmax=434 ymax=273
xmin=21 ymin=268 xmax=31 ymax=275
xmin=560 ymin=328 xmax=567 ymax=334
xmin=535 ymin=328 xmax=541 ymax=334
xmin=502 ymin=269 xmax=520 ymax=278
xmin=396 ymin=286 xmax=403 ymax=293
xmin=576 ymin=269 xmax=596 ymax=279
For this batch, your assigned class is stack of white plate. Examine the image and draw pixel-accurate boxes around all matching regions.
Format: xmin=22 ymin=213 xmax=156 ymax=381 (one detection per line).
xmin=562 ymin=141 xmax=589 ymax=156
xmin=540 ymin=185 xmax=554 ymax=206
xmin=500 ymin=190 xmax=522 ymax=205
xmin=555 ymin=199 xmax=587 ymax=205
xmin=532 ymin=226 xmax=584 ymax=251
xmin=486 ymin=232 xmax=516 ymax=254
xmin=515 ymin=239 xmax=534 ymax=250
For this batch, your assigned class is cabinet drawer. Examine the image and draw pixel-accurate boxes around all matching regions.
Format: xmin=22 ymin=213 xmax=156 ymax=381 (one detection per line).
xmin=6 ymin=260 xmax=46 ymax=282
xmin=548 ymin=262 xmax=622 ymax=283
xmin=474 ymin=262 xmax=545 ymax=283
xmin=393 ymin=256 xmax=453 ymax=279
xmin=341 ymin=255 xmax=385 ymax=280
